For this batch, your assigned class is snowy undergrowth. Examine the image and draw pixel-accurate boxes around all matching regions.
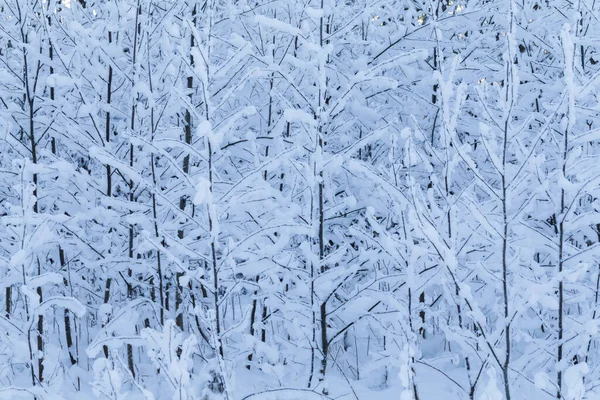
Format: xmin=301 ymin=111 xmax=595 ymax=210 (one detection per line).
xmin=1 ymin=0 xmax=600 ymax=399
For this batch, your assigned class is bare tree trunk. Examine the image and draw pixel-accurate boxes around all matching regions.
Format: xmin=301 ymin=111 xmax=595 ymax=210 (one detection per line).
xmin=21 ymin=18 xmax=44 ymax=383
xmin=248 ymin=26 xmax=277 ymax=368
xmin=5 ymin=287 xmax=10 ymax=319
xmin=207 ymin=139 xmax=223 ymax=358
xmin=501 ymin=67 xmax=512 ymax=400
xmin=557 ymin=23 xmax=576 ymax=398
xmin=102 ymin=29 xmax=114 ymax=360
xmin=147 ymin=42 xmax=165 ymax=327
xmin=47 ymin=13 xmax=79 ymax=376
xmin=125 ymin=1 xmax=142 ymax=378
xmin=317 ymin=3 xmax=330 ymax=389
xmin=176 ymin=2 xmax=197 ymax=332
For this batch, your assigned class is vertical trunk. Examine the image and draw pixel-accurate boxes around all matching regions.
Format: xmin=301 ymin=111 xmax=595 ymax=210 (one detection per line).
xmin=247 ymin=276 xmax=259 ymax=368
xmin=500 ymin=6 xmax=517 ymax=398
xmin=165 ymin=283 xmax=171 ymax=314
xmin=145 ymin=11 xmax=166 ymax=328
xmin=501 ymin=79 xmax=512 ymax=400
xmin=501 ymin=111 xmax=511 ymax=400
xmin=407 ymin=286 xmax=419 ymax=400
xmin=102 ymin=30 xmax=114 ymax=359
xmin=36 ymin=262 xmax=43 ymax=384
xmin=305 ymin=1 xmax=329 ymax=389
xmin=557 ymin=24 xmax=575 ymax=398
xmin=248 ymin=28 xmax=276 ymax=367
xmin=206 ymin=130 xmax=228 ymax=400
xmin=207 ymin=140 xmax=223 ymax=357
xmin=585 ymin=257 xmax=600 ymax=366
xmin=22 ymin=23 xmax=43 ymax=383
xmin=47 ymin=12 xmax=77 ymax=373
xmin=59 ymin=248 xmax=77 ymax=367
xmin=175 ymin=276 xmax=184 ymax=329
xmin=261 ymin=304 xmax=267 ymax=343
xmin=418 ymin=291 xmax=425 ymax=338
xmin=308 ymin=258 xmax=316 ymax=388
xmin=176 ymin=2 xmax=197 ymax=332
xmin=28 ymin=95 xmax=42 ymax=385
xmin=557 ymin=217 xmax=564 ymax=399
xmin=64 ymin=301 xmax=77 ymax=366
xmin=318 ymin=176 xmax=327 ymax=380
xmin=150 ymin=155 xmax=164 ymax=325
xmin=316 ymin=2 xmax=329 ymax=388
xmin=200 ymin=7 xmax=227 ymax=390
xmin=148 ymin=101 xmax=165 ymax=326
xmin=125 ymin=2 xmax=142 ymax=378
xmin=4 ymin=287 xmax=10 ymax=318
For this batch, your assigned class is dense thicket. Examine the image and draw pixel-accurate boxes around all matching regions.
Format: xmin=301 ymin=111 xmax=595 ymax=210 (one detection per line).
xmin=1 ymin=1 xmax=600 ymax=399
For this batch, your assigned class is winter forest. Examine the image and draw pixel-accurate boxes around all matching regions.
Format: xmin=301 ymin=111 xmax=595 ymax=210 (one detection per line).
xmin=2 ymin=0 xmax=600 ymax=399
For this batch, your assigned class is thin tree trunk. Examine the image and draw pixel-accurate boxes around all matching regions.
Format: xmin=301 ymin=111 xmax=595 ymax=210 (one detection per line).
xmin=557 ymin=24 xmax=575 ymax=398
xmin=22 ymin=22 xmax=44 ymax=383
xmin=207 ymin=139 xmax=223 ymax=357
xmin=125 ymin=2 xmax=142 ymax=378
xmin=46 ymin=12 xmax=78 ymax=372
xmin=249 ymin=28 xmax=277 ymax=367
xmin=102 ymin=29 xmax=114 ymax=359
xmin=176 ymin=2 xmax=197 ymax=332
xmin=501 ymin=77 xmax=512 ymax=400
xmin=317 ymin=2 xmax=329 ymax=389
xmin=147 ymin=49 xmax=165 ymax=325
